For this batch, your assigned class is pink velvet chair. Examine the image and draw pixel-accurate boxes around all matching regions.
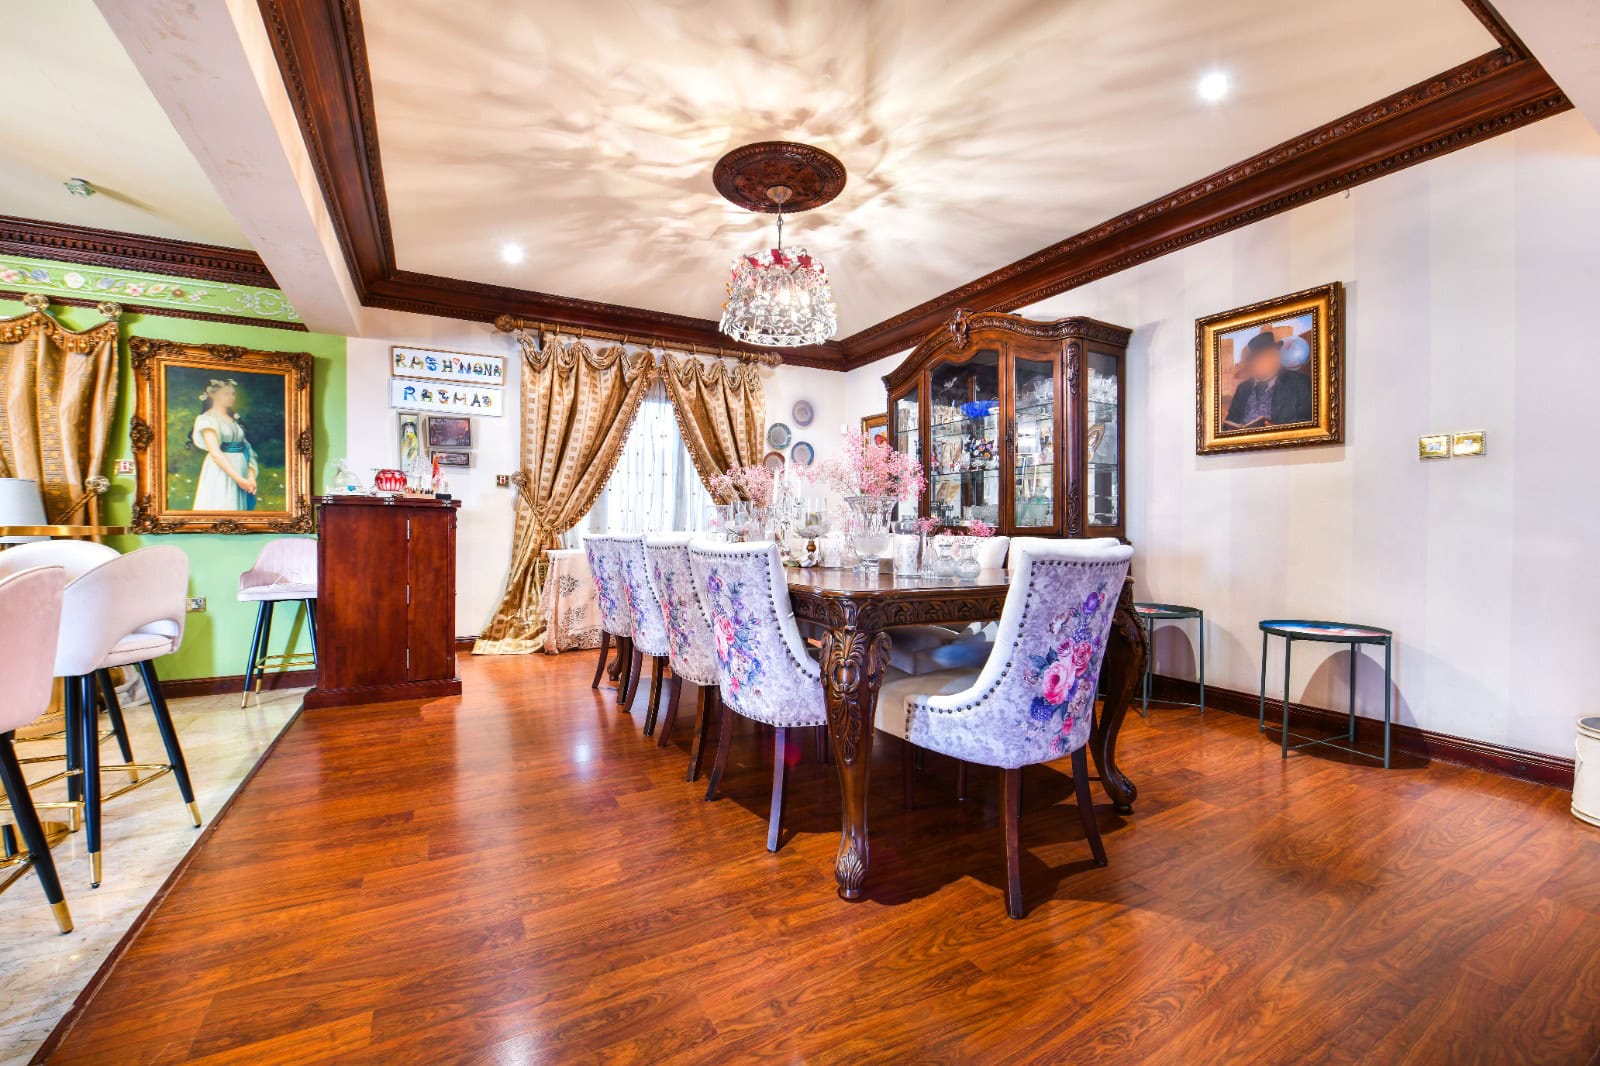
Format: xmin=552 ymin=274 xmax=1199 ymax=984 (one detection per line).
xmin=0 ymin=566 xmax=74 ymax=933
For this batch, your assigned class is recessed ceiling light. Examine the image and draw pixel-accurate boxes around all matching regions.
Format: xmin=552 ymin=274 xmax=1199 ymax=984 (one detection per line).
xmin=500 ymin=242 xmax=525 ymax=265
xmin=1197 ymin=71 xmax=1231 ymax=104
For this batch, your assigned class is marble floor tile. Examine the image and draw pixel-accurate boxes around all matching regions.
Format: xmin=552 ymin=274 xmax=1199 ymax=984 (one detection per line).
xmin=0 ymin=687 xmax=300 ymax=1066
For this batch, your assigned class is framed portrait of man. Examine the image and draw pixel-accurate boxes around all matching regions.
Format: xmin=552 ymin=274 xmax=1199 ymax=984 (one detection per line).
xmin=128 ymin=337 xmax=314 ymax=533
xmin=1195 ymin=283 xmax=1343 ymax=455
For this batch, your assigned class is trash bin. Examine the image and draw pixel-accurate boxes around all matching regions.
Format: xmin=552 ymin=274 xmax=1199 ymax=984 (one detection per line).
xmin=1574 ymin=717 xmax=1600 ymax=828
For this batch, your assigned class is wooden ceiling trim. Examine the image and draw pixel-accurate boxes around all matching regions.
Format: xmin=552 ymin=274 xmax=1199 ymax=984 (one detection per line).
xmin=256 ymin=0 xmax=1565 ymax=373
xmin=837 ymin=48 xmax=1567 ymax=367
xmin=0 ymin=216 xmax=275 ymax=289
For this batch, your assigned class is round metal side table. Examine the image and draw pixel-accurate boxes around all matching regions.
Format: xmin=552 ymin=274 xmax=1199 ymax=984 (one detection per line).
xmin=1258 ymin=619 xmax=1394 ymax=768
xmin=1133 ymin=602 xmax=1204 ymax=717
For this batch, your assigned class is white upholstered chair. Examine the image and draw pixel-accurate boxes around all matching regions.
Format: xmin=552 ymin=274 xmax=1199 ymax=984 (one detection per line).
xmin=877 ymin=537 xmax=1134 ymax=917
xmin=54 ymin=546 xmax=200 ymax=887
xmin=613 ymin=534 xmax=673 ymax=734
xmin=644 ymin=534 xmax=722 ymax=780
xmin=0 ymin=566 xmax=74 ymax=933
xmin=584 ymin=534 xmax=634 ymax=703
xmin=0 ymin=541 xmax=138 ymax=773
xmin=689 ymin=539 xmax=829 ymax=852
xmin=237 ymin=537 xmax=318 ymax=706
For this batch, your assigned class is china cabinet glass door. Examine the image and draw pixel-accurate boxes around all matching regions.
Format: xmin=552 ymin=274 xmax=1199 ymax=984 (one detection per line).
xmin=1085 ymin=349 xmax=1121 ymax=530
xmin=890 ymin=385 xmax=922 ymax=520
xmin=927 ymin=348 xmax=1001 ymax=529
xmin=1011 ymin=352 xmax=1057 ymax=532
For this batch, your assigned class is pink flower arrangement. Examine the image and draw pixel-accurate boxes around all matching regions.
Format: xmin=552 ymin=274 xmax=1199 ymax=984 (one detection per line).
xmin=966 ymin=519 xmax=996 ymax=538
xmin=709 ymin=463 xmax=775 ymax=506
xmin=914 ymin=516 xmax=940 ymax=536
xmin=805 ymin=432 xmax=925 ymax=500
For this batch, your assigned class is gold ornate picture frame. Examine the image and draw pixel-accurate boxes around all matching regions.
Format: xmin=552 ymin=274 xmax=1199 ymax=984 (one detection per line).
xmin=1196 ymin=283 xmax=1343 ymax=455
xmin=129 ymin=337 xmax=314 ymax=533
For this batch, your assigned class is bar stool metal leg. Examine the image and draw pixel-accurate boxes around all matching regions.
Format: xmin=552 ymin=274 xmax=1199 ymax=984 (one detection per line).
xmin=77 ymin=675 xmax=102 ymax=887
xmin=136 ymin=660 xmax=202 ymax=829
xmin=1197 ymin=611 xmax=1206 ymax=716
xmin=241 ymin=600 xmax=270 ymax=707
xmin=0 ymin=731 xmax=72 ymax=933
xmin=97 ymin=670 xmax=139 ymax=782
xmin=1281 ymin=638 xmax=1293 ymax=759
xmin=305 ymin=599 xmax=319 ymax=668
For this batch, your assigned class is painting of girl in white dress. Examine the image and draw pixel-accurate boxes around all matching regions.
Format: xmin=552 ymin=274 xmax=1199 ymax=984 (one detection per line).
xmin=162 ymin=364 xmax=288 ymax=514
xmin=129 ymin=337 xmax=313 ymax=534
xmin=189 ymin=379 xmax=258 ymax=510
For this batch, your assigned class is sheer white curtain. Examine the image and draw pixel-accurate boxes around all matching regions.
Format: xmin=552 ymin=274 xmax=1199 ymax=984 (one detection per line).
xmin=568 ymin=381 xmax=714 ymax=540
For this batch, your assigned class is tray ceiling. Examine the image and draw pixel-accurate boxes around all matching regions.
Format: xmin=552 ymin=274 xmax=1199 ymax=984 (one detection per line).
xmin=0 ymin=0 xmax=250 ymax=250
xmin=365 ymin=0 xmax=1496 ymax=336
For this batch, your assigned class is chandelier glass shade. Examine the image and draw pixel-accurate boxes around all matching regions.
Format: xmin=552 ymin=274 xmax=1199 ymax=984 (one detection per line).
xmin=718 ymin=184 xmax=837 ymax=348
xmin=719 ymin=244 xmax=838 ymax=347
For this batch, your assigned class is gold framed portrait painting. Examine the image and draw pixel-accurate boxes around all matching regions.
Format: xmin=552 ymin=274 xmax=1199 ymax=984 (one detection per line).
xmin=1196 ymin=283 xmax=1343 ymax=454
xmin=129 ymin=337 xmax=314 ymax=533
xmin=861 ymin=412 xmax=889 ymax=448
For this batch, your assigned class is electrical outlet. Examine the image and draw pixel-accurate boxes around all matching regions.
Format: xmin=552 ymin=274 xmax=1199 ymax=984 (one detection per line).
xmin=495 ymin=474 xmax=510 ymax=487
xmin=115 ymin=459 xmax=134 ymax=475
xmin=186 ymin=596 xmax=207 ymax=613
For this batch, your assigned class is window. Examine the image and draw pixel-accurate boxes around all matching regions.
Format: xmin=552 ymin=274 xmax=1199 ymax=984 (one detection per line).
xmin=568 ymin=382 xmax=714 ymax=539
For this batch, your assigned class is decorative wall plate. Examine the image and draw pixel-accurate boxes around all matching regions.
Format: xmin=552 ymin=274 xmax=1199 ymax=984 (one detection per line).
xmin=762 ymin=450 xmax=786 ymax=473
xmin=766 ymin=422 xmax=792 ymax=448
xmin=790 ymin=441 xmax=815 ymax=466
xmin=792 ymin=399 xmax=815 ymax=426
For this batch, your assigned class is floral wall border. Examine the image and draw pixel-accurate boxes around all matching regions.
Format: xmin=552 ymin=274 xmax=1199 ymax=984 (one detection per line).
xmin=0 ymin=252 xmax=301 ymax=325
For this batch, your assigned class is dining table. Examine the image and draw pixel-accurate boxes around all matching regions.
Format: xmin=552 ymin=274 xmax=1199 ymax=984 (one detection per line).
xmin=787 ymin=566 xmax=1149 ymax=901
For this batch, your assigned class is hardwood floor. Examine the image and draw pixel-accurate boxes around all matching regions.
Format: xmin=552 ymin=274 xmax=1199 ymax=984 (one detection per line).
xmin=40 ymin=653 xmax=1600 ymax=1064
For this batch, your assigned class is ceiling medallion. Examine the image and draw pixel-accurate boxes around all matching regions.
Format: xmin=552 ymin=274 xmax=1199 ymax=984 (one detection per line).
xmin=715 ymin=141 xmax=843 ymax=348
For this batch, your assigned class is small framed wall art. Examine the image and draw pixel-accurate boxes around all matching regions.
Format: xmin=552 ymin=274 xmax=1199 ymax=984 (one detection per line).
xmin=397 ymin=412 xmax=423 ymax=469
xmin=1452 ymin=431 xmax=1486 ymax=457
xmin=426 ymin=416 xmax=472 ymax=449
xmin=431 ymin=449 xmax=471 ymax=468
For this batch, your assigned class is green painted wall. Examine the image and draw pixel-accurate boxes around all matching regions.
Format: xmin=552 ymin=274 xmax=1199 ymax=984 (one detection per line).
xmin=0 ymin=296 xmax=347 ymax=681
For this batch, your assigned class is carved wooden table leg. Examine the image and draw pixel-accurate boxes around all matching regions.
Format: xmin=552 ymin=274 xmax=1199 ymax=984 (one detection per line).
xmin=1092 ymin=576 xmax=1148 ymax=814
xmin=817 ymin=622 xmax=892 ymax=900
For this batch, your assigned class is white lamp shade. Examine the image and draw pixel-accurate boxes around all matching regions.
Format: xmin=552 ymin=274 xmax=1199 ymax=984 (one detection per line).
xmin=0 ymin=478 xmax=48 ymax=543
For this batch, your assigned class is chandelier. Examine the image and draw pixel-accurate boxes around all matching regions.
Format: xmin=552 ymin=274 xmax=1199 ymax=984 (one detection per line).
xmin=712 ymin=141 xmax=846 ymax=348
xmin=719 ymin=186 xmax=837 ymax=347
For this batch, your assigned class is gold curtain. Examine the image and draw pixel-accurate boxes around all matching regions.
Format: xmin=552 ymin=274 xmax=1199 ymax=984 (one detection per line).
xmin=474 ymin=337 xmax=656 ymax=655
xmin=0 ymin=296 xmax=121 ymax=522
xmin=660 ymin=353 xmax=765 ymax=500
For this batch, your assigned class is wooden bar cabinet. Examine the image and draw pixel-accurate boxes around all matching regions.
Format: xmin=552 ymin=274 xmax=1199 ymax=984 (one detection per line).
xmin=303 ymin=495 xmax=462 ymax=709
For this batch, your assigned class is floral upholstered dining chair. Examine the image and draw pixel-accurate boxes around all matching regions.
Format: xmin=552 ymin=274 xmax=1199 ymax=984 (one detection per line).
xmin=876 ymin=537 xmax=1134 ymax=918
xmin=583 ymin=535 xmax=634 ymax=702
xmin=614 ymin=535 xmax=673 ymax=733
xmin=688 ymin=539 xmax=828 ymax=852
xmin=644 ymin=534 xmax=722 ymax=781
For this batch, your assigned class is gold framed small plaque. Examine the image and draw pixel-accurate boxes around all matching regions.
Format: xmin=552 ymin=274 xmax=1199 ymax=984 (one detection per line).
xmin=1452 ymin=431 xmax=1486 ymax=457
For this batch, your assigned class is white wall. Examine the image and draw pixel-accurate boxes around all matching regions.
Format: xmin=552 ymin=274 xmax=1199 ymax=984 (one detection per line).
xmin=1011 ymin=110 xmax=1600 ymax=758
xmin=345 ymin=312 xmax=523 ymax=637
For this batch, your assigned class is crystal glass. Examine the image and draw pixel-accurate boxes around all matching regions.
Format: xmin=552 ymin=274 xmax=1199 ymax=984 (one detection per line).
xmin=795 ymin=497 xmax=827 ymax=567
xmin=931 ymin=535 xmax=957 ymax=578
xmin=955 ymin=538 xmax=982 ymax=579
xmin=845 ymin=495 xmax=895 ymax=576
xmin=891 ymin=518 xmax=923 ymax=576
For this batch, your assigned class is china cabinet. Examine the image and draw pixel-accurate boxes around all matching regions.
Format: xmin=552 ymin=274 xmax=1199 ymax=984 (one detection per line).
xmin=884 ymin=309 xmax=1131 ymax=539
